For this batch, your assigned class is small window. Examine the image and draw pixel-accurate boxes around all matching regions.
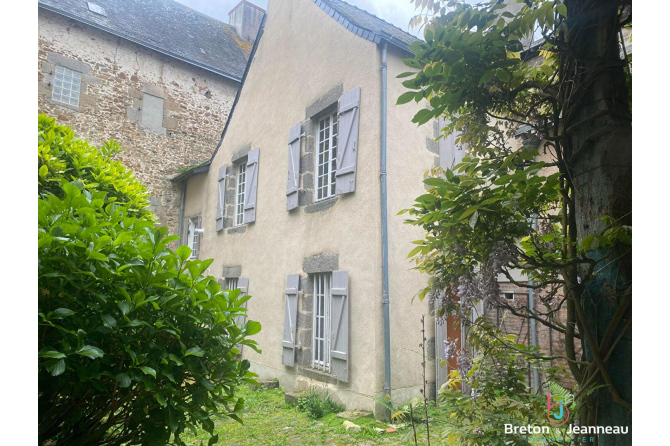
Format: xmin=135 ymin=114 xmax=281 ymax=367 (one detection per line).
xmin=315 ymin=111 xmax=338 ymax=201
xmin=235 ymin=163 xmax=246 ymax=226
xmin=503 ymin=292 xmax=514 ymax=301
xmin=186 ymin=216 xmax=200 ymax=259
xmin=313 ymin=273 xmax=332 ymax=372
xmin=225 ymin=277 xmax=238 ymax=291
xmin=52 ymin=66 xmax=81 ymax=106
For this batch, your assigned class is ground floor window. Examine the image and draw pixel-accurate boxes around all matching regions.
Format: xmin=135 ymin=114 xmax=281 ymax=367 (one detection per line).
xmin=226 ymin=278 xmax=238 ymax=291
xmin=312 ymin=273 xmax=332 ymax=372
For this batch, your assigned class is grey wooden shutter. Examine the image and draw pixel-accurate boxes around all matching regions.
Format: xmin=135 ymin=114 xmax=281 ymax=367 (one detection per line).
xmin=244 ymin=148 xmax=259 ymax=223
xmin=286 ymin=123 xmax=302 ymax=211
xmin=437 ymin=117 xmax=465 ymax=172
xmin=335 ymin=87 xmax=360 ymax=195
xmin=235 ymin=277 xmax=249 ymax=326
xmin=216 ymin=165 xmax=228 ymax=232
xmin=330 ymin=270 xmax=349 ymax=382
xmin=282 ymin=274 xmax=299 ymax=366
xmin=192 ymin=216 xmax=202 ymax=259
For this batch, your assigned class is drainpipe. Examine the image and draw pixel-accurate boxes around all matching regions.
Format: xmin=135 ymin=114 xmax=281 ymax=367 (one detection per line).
xmin=178 ymin=180 xmax=187 ymax=245
xmin=380 ymin=41 xmax=392 ymax=403
xmin=529 ymin=215 xmax=540 ymax=393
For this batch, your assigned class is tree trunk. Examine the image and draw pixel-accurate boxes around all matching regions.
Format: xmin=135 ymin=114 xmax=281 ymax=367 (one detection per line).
xmin=564 ymin=1 xmax=632 ymax=444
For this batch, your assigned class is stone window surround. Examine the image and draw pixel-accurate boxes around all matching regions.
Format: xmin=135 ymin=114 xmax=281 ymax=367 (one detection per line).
xmin=40 ymin=52 xmax=99 ymax=112
xmin=126 ymin=83 xmax=180 ymax=135
xmin=295 ymin=84 xmax=345 ymax=215
xmin=221 ymin=265 xmax=242 ymax=280
xmin=295 ymin=253 xmax=345 ymax=385
xmin=222 ymin=145 xmax=252 ymax=235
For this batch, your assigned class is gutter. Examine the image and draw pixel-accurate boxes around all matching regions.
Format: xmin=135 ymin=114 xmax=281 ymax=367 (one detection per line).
xmin=38 ymin=4 xmax=244 ymax=83
xmin=380 ymin=41 xmax=392 ymax=405
xmin=170 ymin=13 xmax=267 ymax=184
xmin=178 ymin=180 xmax=187 ymax=246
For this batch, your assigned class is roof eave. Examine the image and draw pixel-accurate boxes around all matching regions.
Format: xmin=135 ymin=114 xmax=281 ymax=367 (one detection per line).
xmin=38 ymin=4 xmax=243 ymax=83
xmin=169 ymin=162 xmax=212 ymax=183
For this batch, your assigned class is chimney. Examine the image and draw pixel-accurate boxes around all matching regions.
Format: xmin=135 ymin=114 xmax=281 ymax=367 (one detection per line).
xmin=228 ymin=1 xmax=265 ymax=44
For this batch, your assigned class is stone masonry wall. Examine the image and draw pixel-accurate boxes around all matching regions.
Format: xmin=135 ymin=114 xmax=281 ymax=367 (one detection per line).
xmin=486 ymin=282 xmax=578 ymax=387
xmin=38 ymin=9 xmax=240 ymax=237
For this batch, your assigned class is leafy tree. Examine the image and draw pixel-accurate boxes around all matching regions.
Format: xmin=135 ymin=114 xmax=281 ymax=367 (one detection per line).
xmin=399 ymin=0 xmax=631 ymax=439
xmin=38 ymin=115 xmax=260 ymax=445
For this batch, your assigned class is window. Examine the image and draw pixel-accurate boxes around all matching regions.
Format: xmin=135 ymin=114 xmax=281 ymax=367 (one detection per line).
xmin=312 ymin=273 xmax=332 ymax=372
xmin=185 ymin=216 xmax=200 ymax=259
xmin=315 ymin=111 xmax=338 ymax=201
xmin=503 ymin=292 xmax=514 ymax=301
xmin=226 ymin=278 xmax=238 ymax=291
xmin=141 ymin=93 xmax=165 ymax=133
xmin=235 ymin=163 xmax=246 ymax=226
xmin=52 ymin=66 xmax=81 ymax=106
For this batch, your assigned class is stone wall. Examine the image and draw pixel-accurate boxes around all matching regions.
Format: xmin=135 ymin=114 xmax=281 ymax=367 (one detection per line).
xmin=38 ymin=9 xmax=240 ymax=237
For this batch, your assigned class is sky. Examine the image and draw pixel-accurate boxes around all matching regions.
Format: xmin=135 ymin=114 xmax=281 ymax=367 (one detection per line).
xmin=176 ymin=0 xmax=424 ymax=37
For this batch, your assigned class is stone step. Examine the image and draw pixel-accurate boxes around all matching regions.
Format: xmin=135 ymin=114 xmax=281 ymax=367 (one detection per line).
xmin=248 ymin=379 xmax=280 ymax=391
xmin=284 ymin=390 xmax=308 ymax=406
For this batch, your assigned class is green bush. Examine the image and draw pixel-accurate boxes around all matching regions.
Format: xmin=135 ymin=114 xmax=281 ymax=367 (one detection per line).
xmin=297 ymin=388 xmax=345 ymax=419
xmin=38 ymin=115 xmax=261 ymax=446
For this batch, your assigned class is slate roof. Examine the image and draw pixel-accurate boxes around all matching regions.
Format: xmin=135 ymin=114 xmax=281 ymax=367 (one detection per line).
xmin=314 ymin=0 xmax=419 ymax=51
xmin=38 ymin=0 xmax=252 ymax=81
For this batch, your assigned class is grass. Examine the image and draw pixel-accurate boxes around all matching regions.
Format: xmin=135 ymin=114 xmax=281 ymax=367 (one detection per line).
xmin=179 ymin=385 xmax=446 ymax=445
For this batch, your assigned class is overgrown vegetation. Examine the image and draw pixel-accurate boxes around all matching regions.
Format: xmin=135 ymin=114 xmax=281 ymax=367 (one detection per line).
xmin=401 ymin=0 xmax=632 ymax=437
xmin=297 ymin=388 xmax=345 ymax=419
xmin=38 ymin=115 xmax=260 ymax=445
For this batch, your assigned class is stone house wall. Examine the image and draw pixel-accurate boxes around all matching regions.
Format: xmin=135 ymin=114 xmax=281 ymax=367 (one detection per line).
xmin=37 ymin=8 xmax=240 ymax=236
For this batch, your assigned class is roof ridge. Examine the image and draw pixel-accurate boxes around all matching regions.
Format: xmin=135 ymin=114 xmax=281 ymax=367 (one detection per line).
xmin=322 ymin=0 xmax=417 ymax=43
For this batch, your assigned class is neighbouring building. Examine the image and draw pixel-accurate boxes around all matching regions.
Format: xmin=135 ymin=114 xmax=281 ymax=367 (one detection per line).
xmin=38 ymin=0 xmax=264 ymax=236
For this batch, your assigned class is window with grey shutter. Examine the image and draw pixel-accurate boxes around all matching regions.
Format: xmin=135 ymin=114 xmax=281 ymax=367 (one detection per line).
xmin=235 ymin=277 xmax=249 ymax=327
xmin=330 ymin=270 xmax=349 ymax=382
xmin=282 ymin=274 xmax=299 ymax=366
xmin=216 ymin=165 xmax=228 ymax=232
xmin=335 ymin=87 xmax=360 ymax=195
xmin=438 ymin=117 xmax=465 ymax=171
xmin=243 ymin=148 xmax=260 ymax=223
xmin=286 ymin=123 xmax=302 ymax=211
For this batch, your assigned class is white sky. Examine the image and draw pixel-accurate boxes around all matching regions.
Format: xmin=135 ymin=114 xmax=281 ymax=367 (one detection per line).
xmin=176 ymin=0 xmax=424 ymax=37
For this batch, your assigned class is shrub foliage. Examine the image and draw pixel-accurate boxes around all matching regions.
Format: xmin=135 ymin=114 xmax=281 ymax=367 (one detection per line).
xmin=38 ymin=115 xmax=260 ymax=445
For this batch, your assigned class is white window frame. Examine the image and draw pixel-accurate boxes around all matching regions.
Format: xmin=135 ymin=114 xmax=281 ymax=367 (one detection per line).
xmin=186 ymin=216 xmax=199 ymax=259
xmin=226 ymin=277 xmax=239 ymax=291
xmin=52 ymin=66 xmax=82 ymax=107
xmin=315 ymin=110 xmax=338 ymax=202
xmin=312 ymin=273 xmax=332 ymax=372
xmin=235 ymin=162 xmax=246 ymax=226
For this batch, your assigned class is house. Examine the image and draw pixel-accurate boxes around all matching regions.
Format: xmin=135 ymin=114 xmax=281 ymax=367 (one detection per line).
xmin=171 ymin=0 xmax=443 ymax=416
xmin=38 ymin=0 xmax=264 ymax=236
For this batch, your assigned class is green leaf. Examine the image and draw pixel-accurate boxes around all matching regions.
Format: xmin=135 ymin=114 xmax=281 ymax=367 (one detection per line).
xmin=244 ymin=320 xmax=261 ymax=336
xmin=412 ymin=109 xmax=434 ymax=125
xmin=176 ymin=245 xmax=191 ymax=262
xmin=139 ymin=366 xmax=156 ymax=378
xmin=40 ymin=350 xmax=66 ymax=359
xmin=184 ymin=347 xmax=205 ymax=357
xmin=208 ymin=434 xmax=219 ymax=445
xmin=168 ymin=354 xmax=184 ymax=366
xmin=155 ymin=392 xmax=167 ymax=407
xmin=77 ymin=345 xmax=105 ymax=359
xmin=53 ymin=308 xmax=75 ymax=318
xmin=116 ymin=373 xmax=131 ymax=388
xmin=458 ymin=205 xmax=480 ymax=221
xmin=557 ymin=4 xmax=567 ymax=18
xmin=397 ymin=91 xmax=418 ymax=105
xmin=49 ymin=359 xmax=66 ymax=376
xmin=117 ymin=301 xmax=130 ymax=315
xmin=101 ymin=314 xmax=117 ymax=328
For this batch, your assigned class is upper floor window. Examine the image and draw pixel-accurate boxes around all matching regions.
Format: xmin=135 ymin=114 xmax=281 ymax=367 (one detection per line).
xmin=53 ymin=66 xmax=81 ymax=106
xmin=315 ymin=111 xmax=338 ymax=201
xmin=235 ymin=163 xmax=246 ymax=226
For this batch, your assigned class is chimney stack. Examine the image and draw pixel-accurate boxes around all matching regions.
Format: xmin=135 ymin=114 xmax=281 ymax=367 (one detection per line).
xmin=228 ymin=1 xmax=265 ymax=44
